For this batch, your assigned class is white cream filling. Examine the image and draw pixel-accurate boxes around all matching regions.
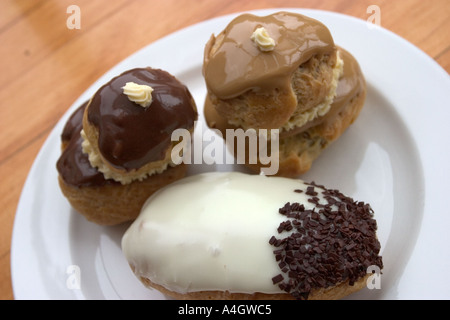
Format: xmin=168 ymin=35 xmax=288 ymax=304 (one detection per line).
xmin=251 ymin=27 xmax=276 ymax=52
xmin=281 ymin=51 xmax=344 ymax=132
xmin=122 ymin=82 xmax=154 ymax=108
xmin=80 ymin=129 xmax=172 ymax=185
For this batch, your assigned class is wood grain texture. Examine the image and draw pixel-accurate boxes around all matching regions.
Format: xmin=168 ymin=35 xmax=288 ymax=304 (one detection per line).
xmin=1 ymin=0 xmax=448 ymax=300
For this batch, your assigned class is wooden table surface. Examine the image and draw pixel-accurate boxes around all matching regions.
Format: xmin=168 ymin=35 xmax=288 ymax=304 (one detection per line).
xmin=1 ymin=0 xmax=449 ymax=300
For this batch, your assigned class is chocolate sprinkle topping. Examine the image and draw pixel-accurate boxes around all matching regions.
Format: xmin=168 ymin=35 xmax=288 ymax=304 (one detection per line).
xmin=270 ymin=182 xmax=383 ymax=300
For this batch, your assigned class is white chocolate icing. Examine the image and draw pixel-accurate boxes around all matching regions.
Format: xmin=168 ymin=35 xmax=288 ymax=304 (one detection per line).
xmin=122 ymin=82 xmax=154 ymax=108
xmin=250 ymin=27 xmax=276 ymax=52
xmin=121 ymin=172 xmax=327 ymax=295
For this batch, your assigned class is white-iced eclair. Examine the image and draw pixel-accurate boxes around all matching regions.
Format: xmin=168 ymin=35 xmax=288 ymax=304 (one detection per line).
xmin=121 ymin=172 xmax=383 ymax=300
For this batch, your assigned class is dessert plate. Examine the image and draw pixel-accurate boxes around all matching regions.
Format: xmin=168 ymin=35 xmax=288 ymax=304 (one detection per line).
xmin=11 ymin=8 xmax=450 ymax=300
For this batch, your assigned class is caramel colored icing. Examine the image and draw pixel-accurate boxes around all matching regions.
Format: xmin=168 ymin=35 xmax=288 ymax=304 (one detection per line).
xmin=205 ymin=47 xmax=365 ymax=139
xmin=203 ymin=12 xmax=335 ymax=99
xmin=327 ymin=47 xmax=366 ymax=119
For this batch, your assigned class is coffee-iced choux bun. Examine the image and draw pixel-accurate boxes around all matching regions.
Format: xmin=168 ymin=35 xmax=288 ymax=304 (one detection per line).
xmin=203 ymin=12 xmax=366 ymax=177
xmin=205 ymin=46 xmax=366 ymax=177
xmin=274 ymin=47 xmax=366 ymax=177
xmin=56 ymin=68 xmax=198 ymax=225
xmin=203 ymin=11 xmax=343 ymax=132
xmin=122 ymin=172 xmax=383 ymax=300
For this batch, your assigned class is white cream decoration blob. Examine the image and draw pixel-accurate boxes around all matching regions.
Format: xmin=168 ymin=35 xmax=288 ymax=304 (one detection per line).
xmin=122 ymin=82 xmax=154 ymax=108
xmin=251 ymin=27 xmax=276 ymax=52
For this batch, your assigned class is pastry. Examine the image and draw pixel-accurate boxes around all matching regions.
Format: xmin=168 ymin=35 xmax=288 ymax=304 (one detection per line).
xmin=203 ymin=12 xmax=366 ymax=177
xmin=122 ymin=172 xmax=383 ymax=300
xmin=205 ymin=47 xmax=366 ymax=177
xmin=56 ymin=68 xmax=198 ymax=225
xmin=203 ymin=11 xmax=342 ymax=132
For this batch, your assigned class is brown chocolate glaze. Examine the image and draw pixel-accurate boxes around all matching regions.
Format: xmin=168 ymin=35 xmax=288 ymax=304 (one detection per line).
xmin=61 ymin=102 xmax=86 ymax=142
xmin=87 ymin=68 xmax=197 ymax=170
xmin=203 ymin=12 xmax=335 ymax=99
xmin=57 ymin=102 xmax=119 ymax=187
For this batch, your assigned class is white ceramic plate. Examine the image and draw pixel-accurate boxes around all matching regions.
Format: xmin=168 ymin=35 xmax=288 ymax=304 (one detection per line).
xmin=11 ymin=8 xmax=450 ymax=300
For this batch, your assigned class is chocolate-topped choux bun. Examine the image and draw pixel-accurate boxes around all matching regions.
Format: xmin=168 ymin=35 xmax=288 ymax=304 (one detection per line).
xmin=57 ymin=68 xmax=197 ymax=225
xmin=203 ymin=12 xmax=366 ymax=177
